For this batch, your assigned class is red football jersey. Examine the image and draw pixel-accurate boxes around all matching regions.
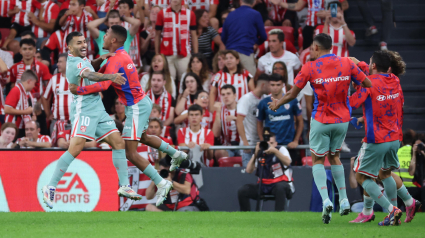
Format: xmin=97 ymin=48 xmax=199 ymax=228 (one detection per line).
xmin=177 ymin=127 xmax=214 ymax=145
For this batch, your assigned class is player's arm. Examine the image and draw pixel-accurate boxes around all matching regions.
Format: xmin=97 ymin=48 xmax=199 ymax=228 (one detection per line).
xmin=70 ymin=81 xmax=112 ymax=95
xmin=87 ymin=17 xmax=105 ymax=39
xmin=123 ymin=16 xmax=142 ymax=37
xmin=90 ymin=52 xmax=116 ymax=71
xmin=349 ymin=157 xmax=358 ymax=188
xmin=349 ymin=59 xmax=372 ymax=88
xmin=349 ymin=87 xmax=369 ymax=110
xmin=80 ymin=68 xmax=126 ymax=84
xmin=270 ymin=0 xmax=307 ymax=11
xmin=270 ymin=85 xmax=302 ymax=111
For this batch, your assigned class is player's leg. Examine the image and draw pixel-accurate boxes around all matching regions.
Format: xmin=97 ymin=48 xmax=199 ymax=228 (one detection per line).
xmin=391 ymin=172 xmax=420 ymax=222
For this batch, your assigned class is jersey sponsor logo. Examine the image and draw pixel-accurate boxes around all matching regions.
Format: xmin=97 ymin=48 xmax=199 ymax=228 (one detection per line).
xmin=268 ymin=114 xmax=290 ymax=121
xmin=37 ymin=159 xmax=101 ymax=212
xmin=314 ymin=78 xmax=324 ymax=84
xmin=80 ymin=126 xmax=86 ymax=132
xmin=377 ymin=93 xmax=399 ymax=101
xmin=323 ymin=76 xmax=350 ymax=83
xmin=376 ymin=95 xmax=386 ymax=101
xmin=77 ymin=62 xmax=82 ymax=69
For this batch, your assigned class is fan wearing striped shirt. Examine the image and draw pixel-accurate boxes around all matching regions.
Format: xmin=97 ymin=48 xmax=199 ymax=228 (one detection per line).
xmin=174 ymin=90 xmax=214 ymax=129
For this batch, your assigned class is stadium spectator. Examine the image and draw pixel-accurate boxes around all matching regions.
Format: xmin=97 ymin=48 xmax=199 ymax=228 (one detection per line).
xmin=178 ymin=104 xmax=214 ymax=165
xmin=30 ymin=0 xmax=60 ymax=49
xmin=56 ymin=127 xmax=97 ymax=149
xmin=145 ymin=0 xmax=182 ymax=11
xmin=315 ymin=1 xmax=355 ymax=57
xmin=0 ymin=32 xmax=14 ymax=69
xmin=209 ymin=50 xmax=251 ymax=111
xmin=11 ymin=31 xmax=37 ymax=64
xmin=145 ymin=157 xmax=200 ymax=211
xmin=179 ymin=54 xmax=211 ymax=94
xmin=263 ymin=0 xmax=297 ymax=27
xmin=0 ymin=57 xmax=7 ymax=123
xmin=140 ymin=54 xmax=176 ymax=98
xmin=212 ymin=84 xmax=239 ymax=159
xmin=211 ymin=50 xmax=226 ymax=74
xmin=4 ymin=70 xmax=37 ymax=138
xmin=149 ymin=103 xmax=173 ymax=141
xmin=41 ymin=53 xmax=72 ymax=146
xmin=175 ymin=72 xmax=204 ymax=115
xmin=194 ymin=9 xmax=225 ymax=67
xmin=221 ymin=0 xmax=267 ymax=76
xmin=41 ymin=9 xmax=69 ymax=66
xmin=175 ymin=90 xmax=214 ymax=129
xmin=110 ymin=97 xmax=126 ymax=123
xmin=255 ymin=36 xmax=298 ymax=60
xmin=407 ymin=134 xmax=425 ymax=206
xmin=238 ymin=133 xmax=293 ymax=211
xmin=16 ymin=120 xmax=52 ymax=148
xmin=186 ymin=0 xmax=219 ymax=30
xmin=140 ymin=6 xmax=161 ymax=69
xmin=147 ymin=117 xmax=173 ymax=145
xmin=237 ymin=74 xmax=270 ymax=166
xmin=155 ymin=0 xmax=198 ymax=81
xmin=146 ymin=71 xmax=176 ymax=126
xmin=0 ymin=123 xmax=18 ymax=148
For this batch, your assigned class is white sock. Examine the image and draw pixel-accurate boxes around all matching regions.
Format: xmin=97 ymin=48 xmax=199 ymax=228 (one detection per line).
xmin=362 ymin=207 xmax=373 ymax=216
xmin=404 ymin=197 xmax=414 ymax=207
xmin=157 ymin=179 xmax=167 ymax=187
xmin=172 ymin=151 xmax=180 ymax=159
xmin=362 ymin=195 xmax=374 ymax=215
xmin=388 ymin=204 xmax=394 ymax=213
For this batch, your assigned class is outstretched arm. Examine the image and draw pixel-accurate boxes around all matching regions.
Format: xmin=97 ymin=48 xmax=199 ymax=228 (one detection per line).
xmin=69 ymin=81 xmax=112 ymax=95
xmin=81 ymin=69 xmax=126 ymax=84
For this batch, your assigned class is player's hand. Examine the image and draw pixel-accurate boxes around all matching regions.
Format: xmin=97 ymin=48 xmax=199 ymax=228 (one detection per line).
xmin=69 ymin=84 xmax=78 ymax=94
xmin=111 ymin=73 xmax=126 ymax=85
xmin=100 ymin=53 xmax=115 ymax=61
xmin=24 ymin=107 xmax=33 ymax=115
xmin=357 ymin=117 xmax=364 ymax=125
xmin=268 ymin=97 xmax=280 ymax=112
xmin=348 ymin=57 xmax=360 ymax=65
xmin=287 ymin=141 xmax=299 ymax=149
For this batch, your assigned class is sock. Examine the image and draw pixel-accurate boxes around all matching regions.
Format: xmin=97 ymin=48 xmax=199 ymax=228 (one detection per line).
xmin=331 ymin=165 xmax=347 ymax=201
xmin=142 ymin=164 xmax=163 ymax=185
xmin=48 ymin=151 xmax=75 ymax=187
xmin=158 ymin=140 xmax=178 ymax=158
xmin=112 ymin=149 xmax=129 ymax=186
xmin=362 ymin=179 xmax=393 ymax=213
xmin=382 ymin=176 xmax=397 ymax=207
xmin=362 ymin=195 xmax=374 ymax=215
xmin=397 ymin=185 xmax=414 ymax=207
xmin=312 ymin=164 xmax=329 ymax=202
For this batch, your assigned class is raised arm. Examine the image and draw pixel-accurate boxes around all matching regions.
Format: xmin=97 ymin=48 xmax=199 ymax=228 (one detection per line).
xmin=123 ymin=16 xmax=142 ymax=37
xmin=270 ymin=0 xmax=307 ymax=11
xmin=87 ymin=17 xmax=106 ymax=40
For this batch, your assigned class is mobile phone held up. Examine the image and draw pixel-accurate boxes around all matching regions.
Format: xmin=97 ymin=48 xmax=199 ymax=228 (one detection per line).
xmin=330 ymin=3 xmax=338 ymax=18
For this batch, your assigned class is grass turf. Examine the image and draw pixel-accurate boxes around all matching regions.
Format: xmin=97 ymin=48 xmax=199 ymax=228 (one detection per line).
xmin=0 ymin=212 xmax=424 ymax=238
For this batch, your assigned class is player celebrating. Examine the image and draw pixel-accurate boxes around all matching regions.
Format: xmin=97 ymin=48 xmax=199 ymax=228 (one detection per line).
xmin=70 ymin=25 xmax=188 ymax=206
xmin=268 ymin=33 xmax=372 ymax=224
xmin=42 ymin=31 xmax=141 ymax=209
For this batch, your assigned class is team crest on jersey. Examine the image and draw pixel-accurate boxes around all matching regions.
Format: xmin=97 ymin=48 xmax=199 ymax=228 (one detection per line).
xmin=164 ymin=41 xmax=169 ymax=47
xmin=80 ymin=126 xmax=87 ymax=132
xmin=314 ymin=78 xmax=324 ymax=84
xmin=127 ymin=64 xmax=134 ymax=69
xmin=77 ymin=62 xmax=82 ymax=69
xmin=284 ymin=104 xmax=290 ymax=110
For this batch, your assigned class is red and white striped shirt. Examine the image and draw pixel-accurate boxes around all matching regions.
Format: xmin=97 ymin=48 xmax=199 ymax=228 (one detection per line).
xmin=97 ymin=0 xmax=137 ymax=12
xmin=315 ymin=24 xmax=355 ymax=57
xmin=211 ymin=70 xmax=251 ymax=103
xmin=9 ymin=0 xmax=41 ymax=27
xmin=185 ymin=0 xmax=218 ymax=11
xmin=306 ymin=0 xmax=325 ymax=27
xmin=180 ymin=108 xmax=214 ymax=128
xmin=177 ymin=127 xmax=214 ymax=145
xmin=0 ymin=84 xmax=5 ymax=115
xmin=32 ymin=1 xmax=59 ymax=38
xmin=16 ymin=134 xmax=52 ymax=147
xmin=299 ymin=47 xmax=310 ymax=65
xmin=0 ymin=0 xmax=11 ymax=18
xmin=4 ymin=83 xmax=35 ymax=129
xmin=220 ymin=106 xmax=239 ymax=145
xmin=44 ymin=30 xmax=67 ymax=54
xmin=145 ymin=0 xmax=183 ymax=9
xmin=264 ymin=0 xmax=287 ymax=24
xmin=61 ymin=11 xmax=94 ymax=59
xmin=43 ymin=73 xmax=72 ymax=121
xmin=121 ymin=21 xmax=142 ymax=67
xmin=146 ymin=88 xmax=173 ymax=122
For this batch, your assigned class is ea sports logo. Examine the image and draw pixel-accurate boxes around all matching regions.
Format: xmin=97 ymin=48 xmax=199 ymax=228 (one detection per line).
xmin=37 ymin=159 xmax=100 ymax=212
xmin=376 ymin=95 xmax=386 ymax=101
xmin=314 ymin=78 xmax=324 ymax=84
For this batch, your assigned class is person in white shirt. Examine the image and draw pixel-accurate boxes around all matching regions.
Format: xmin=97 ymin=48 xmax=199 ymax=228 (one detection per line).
xmin=237 ymin=74 xmax=270 ymax=167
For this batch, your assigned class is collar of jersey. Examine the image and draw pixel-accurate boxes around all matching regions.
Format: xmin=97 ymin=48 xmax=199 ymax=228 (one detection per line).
xmin=378 ymin=73 xmax=390 ymax=77
xmin=318 ymin=53 xmax=335 ymax=59
xmin=116 ymin=47 xmax=124 ymax=52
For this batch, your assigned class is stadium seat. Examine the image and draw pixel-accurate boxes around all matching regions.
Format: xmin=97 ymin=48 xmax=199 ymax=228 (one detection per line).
xmin=218 ymin=157 xmax=242 ymax=167
xmin=0 ymin=28 xmax=10 ymax=47
xmin=264 ymin=26 xmax=295 ymax=44
xmin=301 ymin=156 xmax=331 ymax=166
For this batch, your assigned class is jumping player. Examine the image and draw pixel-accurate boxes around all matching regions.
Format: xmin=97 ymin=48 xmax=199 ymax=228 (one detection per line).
xmin=268 ymin=33 xmax=372 ymax=224
xmin=42 ymin=31 xmax=142 ymax=209
xmin=69 ymin=25 xmax=188 ymax=206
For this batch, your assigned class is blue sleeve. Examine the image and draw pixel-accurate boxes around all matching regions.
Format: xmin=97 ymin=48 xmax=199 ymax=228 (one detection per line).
xmin=255 ymin=12 xmax=267 ymax=45
xmin=257 ymin=100 xmax=266 ymax=121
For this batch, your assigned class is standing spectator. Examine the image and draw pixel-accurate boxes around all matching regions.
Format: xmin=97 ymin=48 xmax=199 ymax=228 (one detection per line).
xmin=263 ymin=0 xmax=297 ymax=28
xmin=146 ymin=71 xmax=176 ymax=126
xmin=212 ymin=84 xmax=239 ymax=159
xmin=212 ymin=50 xmax=225 ymax=74
xmin=140 ymin=6 xmax=161 ymax=69
xmin=175 ymin=72 xmax=203 ymax=115
xmin=175 ymin=90 xmax=214 ymax=129
xmin=41 ymin=9 xmax=69 ymax=66
xmin=221 ymin=0 xmax=267 ymax=76
xmin=178 ymin=104 xmax=214 ymax=165
xmin=15 ymin=120 xmax=52 ymax=148
xmin=31 ymin=0 xmax=60 ymax=49
xmin=194 ymin=9 xmax=225 ymax=67
xmin=0 ymin=57 xmax=8 ymax=123
xmin=0 ymin=32 xmax=14 ymax=69
xmin=0 ymin=123 xmax=18 ymax=148
xmin=237 ymin=74 xmax=270 ymax=166
xmin=56 ymin=128 xmax=97 ymax=149
xmin=4 ymin=70 xmax=37 ymax=137
xmin=8 ymin=39 xmax=52 ymax=98
xmin=186 ymin=0 xmax=219 ymax=29
xmin=155 ymin=0 xmax=198 ymax=81
xmin=41 ymin=53 xmax=72 ymax=146
xmin=179 ymin=53 xmax=211 ymax=95
xmin=140 ymin=54 xmax=176 ymax=98
xmin=315 ymin=1 xmax=355 ymax=57
xmin=209 ymin=50 xmax=251 ymax=111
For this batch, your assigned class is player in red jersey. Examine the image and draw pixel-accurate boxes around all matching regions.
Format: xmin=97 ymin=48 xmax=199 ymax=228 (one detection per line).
xmin=269 ymin=33 xmax=371 ymax=224
xmin=69 ymin=25 xmax=188 ymax=205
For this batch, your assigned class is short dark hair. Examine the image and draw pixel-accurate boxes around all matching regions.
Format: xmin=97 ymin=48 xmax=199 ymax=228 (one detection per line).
xmin=188 ymin=104 xmax=203 ymax=115
xmin=371 ymin=50 xmax=392 ymax=73
xmin=182 ymin=72 xmax=203 ymax=92
xmin=21 ymin=31 xmax=36 ymax=40
xmin=269 ymin=73 xmax=284 ymax=82
xmin=257 ymin=73 xmax=270 ymax=82
xmin=241 ymin=0 xmax=255 ymax=5
xmin=403 ymin=129 xmax=416 ymax=146
xmin=220 ymin=84 xmax=236 ymax=94
xmin=194 ymin=90 xmax=208 ymax=99
xmin=110 ymin=25 xmax=128 ymax=43
xmin=107 ymin=10 xmax=121 ymax=19
xmin=268 ymin=29 xmax=285 ymax=42
xmin=19 ymin=38 xmax=36 ymax=48
xmin=118 ymin=0 xmax=134 ymax=9
xmin=58 ymin=53 xmax=68 ymax=61
xmin=66 ymin=31 xmax=84 ymax=46
xmin=313 ymin=33 xmax=332 ymax=50
xmin=149 ymin=117 xmax=164 ymax=128
xmin=77 ymin=0 xmax=86 ymax=6
xmin=327 ymin=1 xmax=342 ymax=10
xmin=21 ymin=70 xmax=38 ymax=82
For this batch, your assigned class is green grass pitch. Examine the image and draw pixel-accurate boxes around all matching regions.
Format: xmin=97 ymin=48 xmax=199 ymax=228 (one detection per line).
xmin=0 ymin=212 xmax=424 ymax=238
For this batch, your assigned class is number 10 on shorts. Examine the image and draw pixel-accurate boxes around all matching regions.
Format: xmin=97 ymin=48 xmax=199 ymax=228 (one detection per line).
xmin=80 ymin=116 xmax=90 ymax=133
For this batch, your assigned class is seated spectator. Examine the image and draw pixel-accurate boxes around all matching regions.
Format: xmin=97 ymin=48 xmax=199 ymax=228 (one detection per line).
xmin=155 ymin=0 xmax=198 ymax=81
xmin=140 ymin=54 xmax=176 ymax=98
xmin=56 ymin=127 xmax=97 ymax=149
xmin=146 ymin=71 xmax=175 ymax=126
xmin=179 ymin=54 xmax=211 ymax=95
xmin=0 ymin=31 xmax=14 ymax=69
xmin=16 ymin=120 xmax=52 ymax=148
xmin=31 ymin=0 xmax=60 ymax=49
xmin=0 ymin=122 xmax=18 ymax=148
xmin=145 ymin=157 xmax=200 ymax=212
xmin=110 ymin=97 xmax=126 ymax=123
xmin=175 ymin=90 xmax=214 ymax=129
xmin=175 ymin=72 xmax=204 ymax=115
xmin=194 ymin=9 xmax=225 ymax=68
xmin=209 ymin=50 xmax=251 ymax=111
xmin=212 ymin=84 xmax=239 ymax=159
xmin=149 ymin=103 xmax=172 ymax=140
xmin=315 ymin=1 xmax=355 ymax=57
xmin=212 ymin=50 xmax=226 ymax=74
xmin=178 ymin=104 xmax=214 ymax=165
xmin=255 ymin=36 xmax=298 ymax=59
xmin=12 ymin=31 xmax=37 ymax=64
xmin=187 ymin=0 xmax=219 ymax=30
xmin=238 ymin=133 xmax=293 ymax=211
xmin=147 ymin=117 xmax=173 ymax=145
xmin=4 ymin=70 xmax=37 ymax=137
xmin=140 ymin=6 xmax=161 ymax=70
